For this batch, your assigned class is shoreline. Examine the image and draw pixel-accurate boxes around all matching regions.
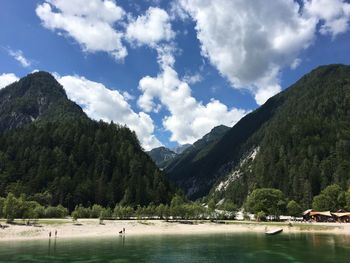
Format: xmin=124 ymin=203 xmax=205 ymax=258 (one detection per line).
xmin=1 ymin=219 xmax=349 ymax=241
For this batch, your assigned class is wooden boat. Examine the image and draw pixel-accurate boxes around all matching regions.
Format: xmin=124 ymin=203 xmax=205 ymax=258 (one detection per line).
xmin=265 ymin=228 xmax=283 ymax=235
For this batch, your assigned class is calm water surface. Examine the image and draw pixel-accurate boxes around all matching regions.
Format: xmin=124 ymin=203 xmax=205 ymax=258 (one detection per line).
xmin=0 ymin=233 xmax=349 ymax=262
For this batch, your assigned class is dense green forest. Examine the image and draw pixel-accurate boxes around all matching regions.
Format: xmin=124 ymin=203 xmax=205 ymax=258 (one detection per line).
xmin=0 ymin=72 xmax=174 ymax=210
xmin=164 ymin=64 xmax=350 ymax=207
xmin=212 ymin=65 xmax=350 ymax=208
xmin=164 ymin=125 xmax=230 ymax=197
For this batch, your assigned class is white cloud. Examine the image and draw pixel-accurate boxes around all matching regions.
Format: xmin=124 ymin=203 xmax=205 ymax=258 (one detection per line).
xmin=36 ymin=0 xmax=127 ymax=60
xmin=304 ymin=0 xmax=350 ymax=37
xmin=290 ymin=58 xmax=302 ymax=70
xmin=183 ymin=73 xmax=203 ymax=84
xmin=0 ymin=73 xmax=19 ymax=89
xmin=137 ymin=46 xmax=247 ymax=144
xmin=179 ymin=0 xmax=319 ymax=105
xmin=8 ymin=49 xmax=31 ymax=68
xmin=55 ymin=74 xmax=161 ymax=150
xmin=126 ymin=7 xmax=175 ymax=47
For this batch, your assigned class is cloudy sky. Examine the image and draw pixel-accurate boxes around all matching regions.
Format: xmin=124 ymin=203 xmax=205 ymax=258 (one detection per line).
xmin=1 ymin=0 xmax=350 ymax=150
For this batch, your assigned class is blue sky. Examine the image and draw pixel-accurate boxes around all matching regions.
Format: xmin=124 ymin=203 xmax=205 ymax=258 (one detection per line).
xmin=1 ymin=0 xmax=350 ymax=150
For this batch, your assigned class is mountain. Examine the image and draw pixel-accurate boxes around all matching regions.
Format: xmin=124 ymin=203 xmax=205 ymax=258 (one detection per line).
xmin=0 ymin=72 xmax=174 ymax=210
xmin=165 ymin=125 xmax=230 ymax=197
xmin=167 ymin=64 xmax=350 ymax=207
xmin=0 ymin=71 xmax=86 ymax=131
xmin=172 ymin=144 xmax=192 ymax=154
xmin=147 ymin=146 xmax=177 ymax=169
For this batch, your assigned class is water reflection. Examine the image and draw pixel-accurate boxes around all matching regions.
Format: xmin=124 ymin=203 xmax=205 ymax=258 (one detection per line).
xmin=0 ymin=233 xmax=349 ymax=263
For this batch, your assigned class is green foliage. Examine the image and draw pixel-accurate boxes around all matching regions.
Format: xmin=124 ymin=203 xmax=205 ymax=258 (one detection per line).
xmin=287 ymin=200 xmax=302 ymax=217
xmin=0 ymin=192 xmax=66 ymax=220
xmin=166 ymin=65 xmax=350 ymax=207
xmin=72 ymin=205 xmax=91 ymax=219
xmin=113 ymin=205 xmax=134 ymax=219
xmin=44 ymin=205 xmax=68 ymax=218
xmin=346 ymin=189 xmax=350 ymax=210
xmin=0 ymin=197 xmax=4 ymax=218
xmin=312 ymin=184 xmax=345 ymax=211
xmin=3 ymin=193 xmax=20 ymax=222
xmin=91 ymin=204 xmax=104 ymax=218
xmin=256 ymin=211 xmax=267 ymax=221
xmin=245 ymin=188 xmax=286 ymax=218
xmin=208 ymin=199 xmax=216 ymax=212
xmin=0 ymin=72 xmax=174 ymax=209
xmin=165 ymin=125 xmax=230 ymax=199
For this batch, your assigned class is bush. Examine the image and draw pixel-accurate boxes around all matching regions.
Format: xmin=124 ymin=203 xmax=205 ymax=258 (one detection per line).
xmin=71 ymin=204 xmax=91 ymax=219
xmin=3 ymin=193 xmax=21 ymax=222
xmin=45 ymin=205 xmax=68 ymax=218
xmin=245 ymin=188 xmax=286 ymax=219
xmin=113 ymin=205 xmax=134 ymax=219
xmin=256 ymin=211 xmax=267 ymax=221
xmin=287 ymin=200 xmax=302 ymax=217
xmin=312 ymin=184 xmax=345 ymax=211
xmin=90 ymin=204 xmax=104 ymax=218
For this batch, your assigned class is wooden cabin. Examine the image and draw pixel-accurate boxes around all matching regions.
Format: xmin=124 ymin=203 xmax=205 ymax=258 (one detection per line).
xmin=303 ymin=210 xmax=334 ymax=222
xmin=332 ymin=212 xmax=350 ymax=223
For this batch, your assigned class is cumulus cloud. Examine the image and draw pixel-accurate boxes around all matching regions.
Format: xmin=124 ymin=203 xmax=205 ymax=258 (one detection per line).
xmin=8 ymin=49 xmax=31 ymax=68
xmin=137 ymin=46 xmax=247 ymax=144
xmin=36 ymin=0 xmax=127 ymax=60
xmin=177 ymin=0 xmax=350 ymax=105
xmin=179 ymin=0 xmax=318 ymax=105
xmin=304 ymin=0 xmax=350 ymax=37
xmin=0 ymin=73 xmax=19 ymax=89
xmin=55 ymin=74 xmax=161 ymax=150
xmin=126 ymin=7 xmax=175 ymax=47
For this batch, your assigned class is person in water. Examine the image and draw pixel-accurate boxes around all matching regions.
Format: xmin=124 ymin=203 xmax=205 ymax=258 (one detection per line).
xmin=123 ymin=228 xmax=125 ymax=234
xmin=49 ymin=231 xmax=51 ymax=238
xmin=55 ymin=230 xmax=57 ymax=237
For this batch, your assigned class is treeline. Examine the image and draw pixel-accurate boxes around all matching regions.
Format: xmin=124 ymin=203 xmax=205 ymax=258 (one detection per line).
xmin=244 ymin=185 xmax=350 ymax=221
xmin=0 ymin=118 xmax=174 ymax=210
xmin=60 ymin=194 xmax=237 ymax=221
xmin=0 ymin=193 xmax=237 ymax=222
xmin=0 ymin=193 xmax=68 ymax=222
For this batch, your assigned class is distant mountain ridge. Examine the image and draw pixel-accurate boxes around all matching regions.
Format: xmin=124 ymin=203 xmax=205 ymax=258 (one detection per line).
xmin=147 ymin=146 xmax=177 ymax=169
xmin=172 ymin=144 xmax=192 ymax=154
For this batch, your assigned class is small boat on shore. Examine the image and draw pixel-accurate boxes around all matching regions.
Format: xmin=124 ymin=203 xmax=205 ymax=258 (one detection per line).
xmin=265 ymin=228 xmax=283 ymax=235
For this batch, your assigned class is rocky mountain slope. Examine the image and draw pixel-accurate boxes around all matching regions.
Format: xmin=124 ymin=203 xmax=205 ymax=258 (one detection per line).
xmin=147 ymin=146 xmax=177 ymax=169
xmin=165 ymin=125 xmax=230 ymax=197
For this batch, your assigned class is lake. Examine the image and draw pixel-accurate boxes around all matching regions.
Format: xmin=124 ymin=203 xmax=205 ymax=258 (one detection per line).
xmin=0 ymin=233 xmax=349 ymax=262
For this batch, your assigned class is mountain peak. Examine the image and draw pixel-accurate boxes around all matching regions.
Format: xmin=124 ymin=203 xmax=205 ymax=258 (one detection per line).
xmin=0 ymin=72 xmax=86 ymax=131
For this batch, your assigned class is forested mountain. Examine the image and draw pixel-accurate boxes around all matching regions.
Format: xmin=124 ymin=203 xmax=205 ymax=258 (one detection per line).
xmin=167 ymin=64 xmax=350 ymax=207
xmin=0 ymin=72 xmax=86 ymax=131
xmin=147 ymin=147 xmax=177 ymax=169
xmin=165 ymin=125 xmax=230 ymax=197
xmin=0 ymin=72 xmax=174 ymax=210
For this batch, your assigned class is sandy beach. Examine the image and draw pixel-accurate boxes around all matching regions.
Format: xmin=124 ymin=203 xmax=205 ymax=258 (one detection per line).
xmin=1 ymin=219 xmax=350 ymax=241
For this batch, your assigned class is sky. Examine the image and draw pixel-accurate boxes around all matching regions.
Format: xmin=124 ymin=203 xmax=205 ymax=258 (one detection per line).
xmin=0 ymin=0 xmax=350 ymax=150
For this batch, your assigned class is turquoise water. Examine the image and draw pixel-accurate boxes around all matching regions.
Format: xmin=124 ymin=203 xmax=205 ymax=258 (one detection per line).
xmin=0 ymin=233 xmax=349 ymax=262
